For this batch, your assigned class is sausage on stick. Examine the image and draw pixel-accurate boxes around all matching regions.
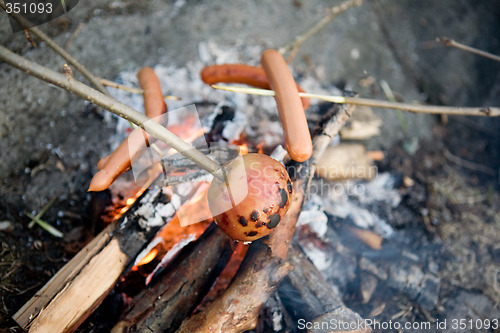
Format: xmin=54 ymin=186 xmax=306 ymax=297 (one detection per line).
xmin=88 ymin=67 xmax=167 ymax=191
xmin=201 ymin=64 xmax=310 ymax=110
xmin=260 ymin=49 xmax=312 ymax=162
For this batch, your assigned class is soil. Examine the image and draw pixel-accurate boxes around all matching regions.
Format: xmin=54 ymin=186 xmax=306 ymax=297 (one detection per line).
xmin=1 ymin=0 xmax=500 ymax=332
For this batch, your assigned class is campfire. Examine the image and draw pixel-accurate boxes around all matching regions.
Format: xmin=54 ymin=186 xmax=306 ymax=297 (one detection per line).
xmin=10 ymin=48 xmax=376 ymax=331
xmin=3 ymin=2 xmax=500 ymax=332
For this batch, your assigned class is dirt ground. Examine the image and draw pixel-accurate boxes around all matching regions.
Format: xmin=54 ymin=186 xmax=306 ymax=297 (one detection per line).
xmin=1 ymin=0 xmax=500 ymax=332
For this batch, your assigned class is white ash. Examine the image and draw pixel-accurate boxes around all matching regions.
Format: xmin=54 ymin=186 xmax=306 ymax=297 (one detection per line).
xmin=221 ymin=107 xmax=247 ymax=142
xmin=138 ymin=187 xmax=161 ymax=206
xmin=270 ymin=145 xmax=287 ymax=163
xmin=271 ymin=310 xmax=283 ymax=332
xmin=174 ymin=180 xmax=205 ymax=198
xmin=357 ymin=172 xmax=402 ymax=207
xmin=296 ymin=197 xmax=329 ymax=238
xmin=201 ymin=101 xmax=230 ymax=133
xmin=324 ymin=201 xmax=394 ymax=239
xmin=299 ymin=241 xmax=332 ymax=271
xmin=321 ymin=172 xmax=403 ymax=238
xmin=295 ymin=197 xmax=331 ymax=270
xmin=136 ymin=193 xmax=181 ymax=229
xmin=198 ymin=40 xmax=263 ymax=66
xmin=295 ymin=172 xmax=405 ymax=273
xmin=119 ymin=216 xmax=129 ymax=230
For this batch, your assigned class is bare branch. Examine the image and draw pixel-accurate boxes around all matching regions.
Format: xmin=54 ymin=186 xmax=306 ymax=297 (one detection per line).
xmin=99 ymin=77 xmax=181 ymax=100
xmin=278 ymin=0 xmax=364 ymax=57
xmin=437 ymin=37 xmax=500 ymax=63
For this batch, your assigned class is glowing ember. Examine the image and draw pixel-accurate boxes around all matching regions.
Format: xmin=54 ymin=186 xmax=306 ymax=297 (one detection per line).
xmin=136 ymin=248 xmax=158 ymax=266
xmin=256 ymin=141 xmax=265 ymax=154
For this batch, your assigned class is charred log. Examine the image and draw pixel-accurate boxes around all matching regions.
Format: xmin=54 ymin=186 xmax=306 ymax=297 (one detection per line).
xmin=112 ymin=223 xmax=233 ymax=332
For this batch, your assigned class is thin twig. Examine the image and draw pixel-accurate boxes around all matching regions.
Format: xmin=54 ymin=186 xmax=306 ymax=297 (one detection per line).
xmin=99 ymin=78 xmax=181 ymax=100
xmin=25 ymin=212 xmax=63 ymax=238
xmin=23 ymin=30 xmax=36 ymax=48
xmin=437 ymin=37 xmax=500 ymax=63
xmin=64 ymin=22 xmax=84 ymax=49
xmin=212 ymin=84 xmax=500 ymax=117
xmin=309 ymin=99 xmax=356 ymax=186
xmin=0 ymin=1 xmax=110 ymax=96
xmin=27 ymin=197 xmax=58 ymax=228
xmin=278 ymin=0 xmax=363 ymax=56
xmin=0 ymin=45 xmax=224 ymax=181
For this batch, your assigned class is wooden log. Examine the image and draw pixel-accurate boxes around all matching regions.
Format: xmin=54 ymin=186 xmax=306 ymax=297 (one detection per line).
xmin=13 ymin=187 xmax=175 ymax=332
xmin=112 ymin=223 xmax=233 ymax=332
xmin=279 ymin=245 xmax=372 ymax=333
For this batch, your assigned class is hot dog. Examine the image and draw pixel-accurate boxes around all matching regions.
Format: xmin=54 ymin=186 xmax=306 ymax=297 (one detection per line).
xmin=260 ymin=49 xmax=312 ymax=162
xmin=88 ymin=67 xmax=167 ymax=191
xmin=138 ymin=67 xmax=168 ymax=120
xmin=201 ymin=64 xmax=310 ymax=110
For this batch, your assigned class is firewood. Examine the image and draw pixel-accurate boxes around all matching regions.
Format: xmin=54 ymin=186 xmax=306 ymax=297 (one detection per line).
xmin=13 ymin=187 xmax=175 ymax=332
xmin=178 ymin=102 xmax=356 ymax=333
xmin=177 ymin=168 xmax=306 ymax=333
xmin=112 ymin=224 xmax=233 ymax=332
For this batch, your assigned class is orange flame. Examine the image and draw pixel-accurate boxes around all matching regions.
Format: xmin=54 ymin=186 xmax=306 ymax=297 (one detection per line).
xmin=238 ymin=143 xmax=249 ymax=155
xmin=256 ymin=141 xmax=266 ymax=154
xmin=136 ymin=248 xmax=158 ymax=266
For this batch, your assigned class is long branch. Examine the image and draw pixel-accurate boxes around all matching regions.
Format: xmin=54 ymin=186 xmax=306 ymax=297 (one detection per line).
xmin=0 ymin=45 xmax=224 ymax=180
xmin=0 ymin=1 xmax=110 ymax=96
xmin=278 ymin=0 xmax=363 ymax=56
xmin=212 ymin=84 xmax=500 ymax=117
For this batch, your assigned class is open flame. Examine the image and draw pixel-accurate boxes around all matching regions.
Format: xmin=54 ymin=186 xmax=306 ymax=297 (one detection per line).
xmin=238 ymin=143 xmax=249 ymax=155
xmin=136 ymin=248 xmax=158 ymax=266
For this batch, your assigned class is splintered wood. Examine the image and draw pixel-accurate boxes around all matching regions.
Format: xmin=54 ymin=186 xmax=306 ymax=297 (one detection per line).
xmin=13 ymin=187 xmax=174 ymax=332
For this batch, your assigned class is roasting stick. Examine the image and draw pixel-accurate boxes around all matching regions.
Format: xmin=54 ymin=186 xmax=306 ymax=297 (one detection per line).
xmin=201 ymin=64 xmax=310 ymax=110
xmin=212 ymin=84 xmax=500 ymax=117
xmin=99 ymin=77 xmax=181 ymax=100
xmin=0 ymin=45 xmax=225 ymax=181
